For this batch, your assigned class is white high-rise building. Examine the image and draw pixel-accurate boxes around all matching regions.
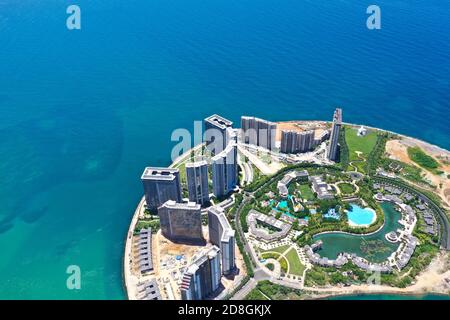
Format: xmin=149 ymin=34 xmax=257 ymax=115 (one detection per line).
xmin=208 ymin=206 xmax=236 ymax=275
xmin=180 ymin=246 xmax=221 ymax=300
xmin=186 ymin=160 xmax=209 ymax=206
xmin=204 ymin=114 xmax=233 ymax=155
xmin=240 ymin=116 xmax=276 ymax=150
xmin=141 ymin=167 xmax=182 ymax=212
xmin=327 ymin=108 xmax=343 ymax=162
xmin=211 ymin=142 xmax=237 ymax=198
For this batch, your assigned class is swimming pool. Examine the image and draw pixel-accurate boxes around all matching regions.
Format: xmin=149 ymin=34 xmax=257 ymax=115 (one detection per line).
xmin=347 ymin=204 xmax=376 ymax=226
xmin=314 ymin=202 xmax=401 ymax=262
xmin=278 ymin=201 xmax=289 ymax=209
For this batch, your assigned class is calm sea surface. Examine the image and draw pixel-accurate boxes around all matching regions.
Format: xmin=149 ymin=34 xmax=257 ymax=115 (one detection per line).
xmin=0 ymin=0 xmax=449 ymax=299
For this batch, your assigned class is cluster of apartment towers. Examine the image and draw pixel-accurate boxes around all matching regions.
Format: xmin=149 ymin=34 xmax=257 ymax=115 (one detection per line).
xmin=242 ymin=109 xmax=342 ymax=161
xmin=140 ymin=109 xmax=343 ymax=300
xmin=141 ymin=115 xmax=240 ymax=300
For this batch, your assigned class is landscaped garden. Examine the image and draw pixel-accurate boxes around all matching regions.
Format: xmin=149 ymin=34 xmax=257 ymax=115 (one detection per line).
xmin=248 ymin=164 xmax=386 ymax=247
xmin=284 ymin=249 xmax=306 ymax=276
xmin=380 ymin=158 xmax=435 ymax=189
xmin=238 ymin=131 xmax=447 ymax=293
xmin=261 ymin=244 xmax=291 ymax=254
xmin=345 ymin=127 xmax=378 ymax=159
xmin=337 ymin=182 xmax=356 ymax=195
xmin=344 ymin=127 xmax=379 ymax=174
xmin=259 ymin=245 xmax=305 ymax=276
xmin=134 ymin=218 xmax=160 ymax=234
xmin=245 ymin=280 xmax=305 ymax=300
xmin=298 ymin=183 xmax=315 ymax=200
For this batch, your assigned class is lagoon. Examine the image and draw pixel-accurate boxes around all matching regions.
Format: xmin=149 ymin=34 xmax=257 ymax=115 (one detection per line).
xmin=314 ymin=202 xmax=401 ymax=262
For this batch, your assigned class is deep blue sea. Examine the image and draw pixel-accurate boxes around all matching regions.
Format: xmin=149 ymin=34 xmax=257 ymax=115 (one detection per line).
xmin=0 ymin=1 xmax=449 ymax=299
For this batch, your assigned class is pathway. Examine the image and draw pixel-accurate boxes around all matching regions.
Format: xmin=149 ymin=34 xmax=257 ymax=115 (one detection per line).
xmin=349 ymin=150 xmax=367 ymax=173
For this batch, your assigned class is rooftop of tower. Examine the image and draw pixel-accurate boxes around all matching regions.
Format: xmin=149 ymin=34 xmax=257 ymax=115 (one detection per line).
xmin=141 ymin=167 xmax=179 ymax=181
xmin=208 ymin=206 xmax=235 ymax=242
xmin=241 ymin=115 xmax=276 ymax=126
xmin=184 ymin=245 xmax=221 ymax=275
xmin=185 ymin=159 xmax=208 ymax=168
xmin=333 ymin=108 xmax=343 ymax=124
xmin=204 ymin=114 xmax=233 ymax=129
xmin=159 ymin=200 xmax=201 ymax=210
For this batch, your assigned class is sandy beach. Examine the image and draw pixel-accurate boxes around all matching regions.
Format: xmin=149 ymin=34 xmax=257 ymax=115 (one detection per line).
xmin=123 ymin=196 xmax=146 ymax=300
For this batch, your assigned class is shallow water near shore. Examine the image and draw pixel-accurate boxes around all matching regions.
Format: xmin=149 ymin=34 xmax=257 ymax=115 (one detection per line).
xmin=0 ymin=1 xmax=449 ymax=299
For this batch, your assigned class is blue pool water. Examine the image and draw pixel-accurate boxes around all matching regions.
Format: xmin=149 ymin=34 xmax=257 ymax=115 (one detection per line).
xmin=347 ymin=204 xmax=376 ymax=226
xmin=278 ymin=201 xmax=289 ymax=209
xmin=0 ymin=1 xmax=449 ymax=299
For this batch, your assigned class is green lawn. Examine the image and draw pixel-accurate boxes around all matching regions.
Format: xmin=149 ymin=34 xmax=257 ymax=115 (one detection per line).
xmin=261 ymin=244 xmax=291 ymax=254
xmin=353 ymin=160 xmax=366 ymax=173
xmin=248 ymin=281 xmax=304 ymax=300
xmin=345 ymin=127 xmax=378 ymax=161
xmin=298 ymin=184 xmax=315 ymax=201
xmin=285 ymin=249 xmax=306 ymax=276
xmin=245 ymin=289 xmax=269 ymax=300
xmin=174 ymin=146 xmax=206 ymax=184
xmin=278 ymin=256 xmax=288 ymax=273
xmin=407 ymin=147 xmax=440 ymax=173
xmin=260 ymin=255 xmax=286 ymax=273
xmin=261 ymin=252 xmax=281 ymax=260
xmin=176 ymin=162 xmax=187 ymax=184
xmin=338 ymin=182 xmax=356 ymax=195
xmin=134 ymin=219 xmax=160 ymax=234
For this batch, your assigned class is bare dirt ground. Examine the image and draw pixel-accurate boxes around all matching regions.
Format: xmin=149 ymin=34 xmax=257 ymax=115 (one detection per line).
xmin=275 ymin=120 xmax=329 ymax=142
xmin=155 ymin=227 xmax=247 ymax=299
xmin=386 ymin=138 xmax=450 ymax=209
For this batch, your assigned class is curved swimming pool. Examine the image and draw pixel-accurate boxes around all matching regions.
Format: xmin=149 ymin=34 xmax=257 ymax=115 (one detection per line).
xmin=347 ymin=204 xmax=376 ymax=226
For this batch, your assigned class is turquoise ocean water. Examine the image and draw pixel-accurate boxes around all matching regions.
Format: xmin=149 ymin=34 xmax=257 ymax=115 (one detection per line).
xmin=0 ymin=1 xmax=449 ymax=299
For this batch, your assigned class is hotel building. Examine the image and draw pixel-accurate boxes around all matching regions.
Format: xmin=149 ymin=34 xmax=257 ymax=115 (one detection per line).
xmin=158 ymin=200 xmax=203 ymax=241
xmin=326 ymin=108 xmax=342 ymax=162
xmin=240 ymin=116 xmax=277 ymax=150
xmin=180 ymin=246 xmax=221 ymax=300
xmin=211 ymin=142 xmax=238 ymax=198
xmin=141 ymin=167 xmax=182 ymax=211
xmin=204 ymin=114 xmax=233 ymax=156
xmin=186 ymin=160 xmax=210 ymax=206
xmin=280 ymin=130 xmax=315 ymax=154
xmin=208 ymin=206 xmax=236 ymax=275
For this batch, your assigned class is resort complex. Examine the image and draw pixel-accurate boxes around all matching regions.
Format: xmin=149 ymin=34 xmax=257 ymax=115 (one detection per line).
xmin=125 ymin=108 xmax=450 ymax=300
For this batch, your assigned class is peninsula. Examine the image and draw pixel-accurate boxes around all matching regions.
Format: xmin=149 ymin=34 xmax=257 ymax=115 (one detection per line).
xmin=124 ymin=109 xmax=450 ymax=300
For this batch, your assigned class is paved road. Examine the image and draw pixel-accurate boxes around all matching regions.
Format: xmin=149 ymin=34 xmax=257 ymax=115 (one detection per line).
xmin=231 ymin=278 xmax=257 ymax=300
xmin=243 ymin=161 xmax=254 ymax=184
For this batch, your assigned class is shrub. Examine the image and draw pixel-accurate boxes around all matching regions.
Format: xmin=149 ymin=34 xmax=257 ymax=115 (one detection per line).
xmin=407 ymin=147 xmax=440 ymax=171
